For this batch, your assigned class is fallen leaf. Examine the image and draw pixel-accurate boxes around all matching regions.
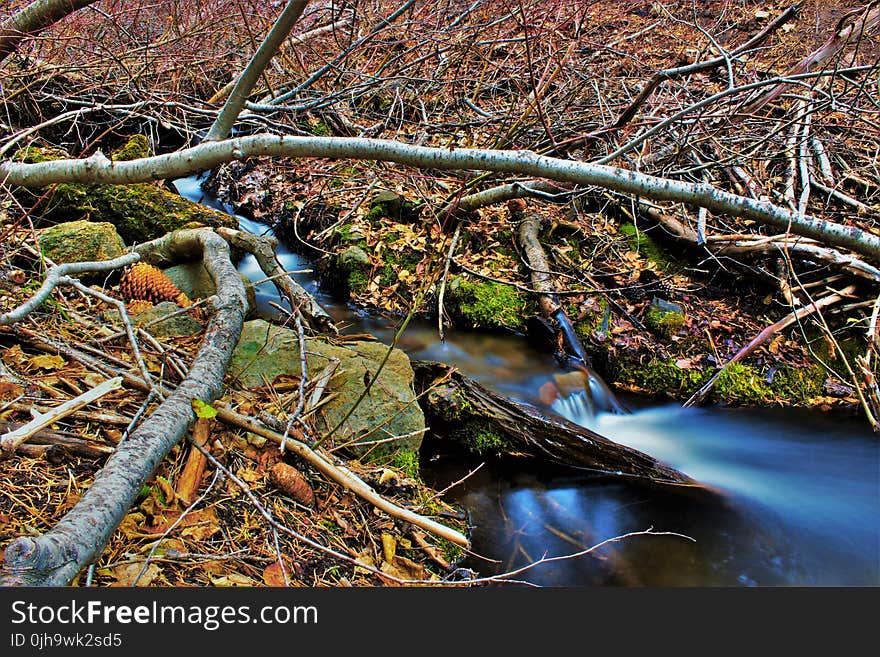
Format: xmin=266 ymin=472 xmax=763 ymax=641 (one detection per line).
xmin=378 ymin=469 xmax=397 ymax=485
xmin=0 ymin=381 xmax=24 ymax=400
xmin=28 ymin=354 xmax=66 ymax=371
xmin=192 ymin=398 xmax=218 ymax=419
xmin=110 ymin=561 xmax=160 ymax=587
xmin=263 ymin=562 xmax=289 ymax=587
xmin=237 ymin=467 xmax=261 ymax=483
xmin=381 ymin=533 xmax=397 ymax=564
xmin=211 ymin=573 xmax=256 ymax=587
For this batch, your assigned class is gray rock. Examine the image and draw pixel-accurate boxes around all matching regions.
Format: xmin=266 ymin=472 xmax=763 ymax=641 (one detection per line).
xmin=164 ymin=260 xmax=256 ymax=314
xmin=132 ymin=301 xmax=203 ymax=337
xmin=229 ymin=319 xmax=425 ymax=459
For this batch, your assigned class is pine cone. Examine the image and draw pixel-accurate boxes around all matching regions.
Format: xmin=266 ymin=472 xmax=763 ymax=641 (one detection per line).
xmin=120 ymin=262 xmax=191 ymax=307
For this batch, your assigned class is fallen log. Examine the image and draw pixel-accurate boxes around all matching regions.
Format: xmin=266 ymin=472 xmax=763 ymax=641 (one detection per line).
xmin=509 ymin=199 xmax=628 ymax=414
xmin=0 ymin=228 xmax=249 ymax=587
xmin=412 ymin=360 xmax=691 ymax=484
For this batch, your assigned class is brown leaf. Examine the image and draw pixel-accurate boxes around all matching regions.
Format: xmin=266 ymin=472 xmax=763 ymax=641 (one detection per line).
xmin=0 ymin=381 xmax=24 ymax=400
xmin=263 ymin=561 xmax=289 ymax=587
xmin=110 ymin=561 xmax=160 ymax=587
xmin=211 ymin=573 xmax=256 ymax=587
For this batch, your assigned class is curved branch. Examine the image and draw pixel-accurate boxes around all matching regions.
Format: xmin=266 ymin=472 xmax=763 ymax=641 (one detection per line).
xmin=0 ymin=0 xmax=97 ymax=62
xmin=204 ymin=0 xmax=310 ymax=142
xmin=3 ymin=134 xmax=878 ymax=263
xmin=0 ymin=252 xmax=140 ymax=326
xmin=0 ymin=229 xmax=249 ymax=586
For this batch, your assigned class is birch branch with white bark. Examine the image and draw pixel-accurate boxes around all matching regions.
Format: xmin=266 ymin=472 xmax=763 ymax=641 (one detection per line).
xmin=2 ymin=134 xmax=879 ymax=262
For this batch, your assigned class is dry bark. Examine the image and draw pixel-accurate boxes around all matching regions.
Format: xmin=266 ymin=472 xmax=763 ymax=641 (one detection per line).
xmin=0 ymin=0 xmax=97 ymax=62
xmin=3 ymin=135 xmax=878 ymax=263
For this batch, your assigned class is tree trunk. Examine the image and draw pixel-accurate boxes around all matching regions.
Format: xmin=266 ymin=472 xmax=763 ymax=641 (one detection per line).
xmin=204 ymin=0 xmax=310 ymax=142
xmin=4 ymin=135 xmax=877 ymax=262
xmin=0 ymin=0 xmax=97 ymax=62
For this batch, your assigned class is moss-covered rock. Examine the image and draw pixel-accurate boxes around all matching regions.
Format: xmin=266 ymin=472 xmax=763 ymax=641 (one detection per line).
xmin=645 ymin=298 xmax=686 ymax=338
xmin=446 ymin=276 xmax=528 ymax=332
xmin=229 ymin=319 xmax=426 ymax=460
xmin=37 ymin=220 xmax=126 ymax=270
xmin=111 ymin=134 xmax=151 ymax=161
xmin=337 ymin=246 xmax=372 ymax=296
xmin=13 ymin=145 xmax=237 ymax=244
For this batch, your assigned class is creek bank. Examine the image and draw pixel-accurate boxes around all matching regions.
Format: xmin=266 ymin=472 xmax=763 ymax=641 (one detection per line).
xmin=201 ymin=159 xmax=858 ymax=411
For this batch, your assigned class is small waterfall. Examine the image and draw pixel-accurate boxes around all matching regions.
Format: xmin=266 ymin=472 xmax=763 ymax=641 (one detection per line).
xmin=551 ymin=389 xmax=598 ymax=428
xmin=542 ymin=366 xmax=627 ymax=429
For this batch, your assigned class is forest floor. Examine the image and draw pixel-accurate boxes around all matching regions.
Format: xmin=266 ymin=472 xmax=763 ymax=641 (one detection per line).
xmin=1 ymin=0 xmax=878 ymax=586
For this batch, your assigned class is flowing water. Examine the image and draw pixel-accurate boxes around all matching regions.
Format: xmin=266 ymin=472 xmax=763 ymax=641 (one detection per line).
xmin=175 ymin=175 xmax=880 ymax=586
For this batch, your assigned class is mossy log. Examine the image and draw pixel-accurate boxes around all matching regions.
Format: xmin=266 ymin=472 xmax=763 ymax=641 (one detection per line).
xmin=413 ymin=360 xmax=691 ymax=484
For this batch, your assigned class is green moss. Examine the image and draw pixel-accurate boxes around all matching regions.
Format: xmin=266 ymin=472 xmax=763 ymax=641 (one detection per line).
xmin=614 ymin=357 xmax=705 ymax=397
xmin=366 ymin=190 xmax=422 ymax=224
xmin=619 ymin=222 xmax=673 ymax=270
xmin=465 ymin=420 xmax=506 ymax=453
xmin=13 ymin=146 xmax=236 ymax=243
xmin=347 ymin=268 xmax=370 ymax=295
xmin=333 ymin=223 xmax=365 ymax=245
xmin=645 ymin=305 xmax=685 ymax=338
xmin=378 ymin=248 xmax=422 ymax=287
xmin=381 ymin=231 xmax=401 ymax=244
xmin=111 ymin=134 xmax=150 ymax=161
xmin=310 ymin=120 xmax=330 ymax=136
xmin=613 ymin=355 xmax=826 ymax=405
xmin=436 ymin=537 xmax=465 ymax=564
xmin=391 ymin=448 xmax=421 ymax=480
xmin=448 ymin=277 xmax=527 ymax=331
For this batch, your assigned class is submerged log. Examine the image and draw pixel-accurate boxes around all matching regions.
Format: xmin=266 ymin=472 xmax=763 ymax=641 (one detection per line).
xmin=413 ymin=360 xmax=691 ymax=484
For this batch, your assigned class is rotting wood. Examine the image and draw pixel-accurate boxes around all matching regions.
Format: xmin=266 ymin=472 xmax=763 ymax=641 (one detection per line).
xmin=412 ymin=360 xmax=691 ymax=484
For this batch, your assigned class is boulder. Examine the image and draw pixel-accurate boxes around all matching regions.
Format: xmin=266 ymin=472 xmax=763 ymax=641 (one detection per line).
xmin=132 ymin=301 xmax=203 ymax=338
xmin=229 ymin=319 xmax=425 ymax=460
xmin=38 ymin=220 xmax=126 ymax=272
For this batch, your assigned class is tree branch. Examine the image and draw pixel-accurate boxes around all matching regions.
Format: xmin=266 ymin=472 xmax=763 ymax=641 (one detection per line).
xmin=4 ymin=134 xmax=878 ymax=262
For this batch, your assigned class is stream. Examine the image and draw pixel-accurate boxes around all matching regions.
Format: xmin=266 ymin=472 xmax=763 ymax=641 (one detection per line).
xmin=174 ymin=174 xmax=880 ymax=587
